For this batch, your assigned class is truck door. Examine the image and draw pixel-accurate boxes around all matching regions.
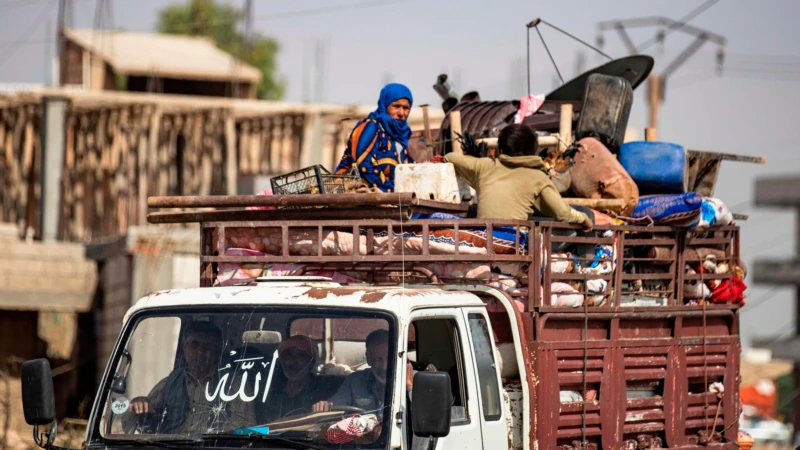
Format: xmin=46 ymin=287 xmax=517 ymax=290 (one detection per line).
xmin=462 ymin=308 xmax=508 ymax=449
xmin=404 ymin=310 xmax=483 ymax=449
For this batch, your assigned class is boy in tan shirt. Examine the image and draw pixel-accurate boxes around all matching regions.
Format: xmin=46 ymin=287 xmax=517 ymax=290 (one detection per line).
xmin=444 ymin=124 xmax=592 ymax=230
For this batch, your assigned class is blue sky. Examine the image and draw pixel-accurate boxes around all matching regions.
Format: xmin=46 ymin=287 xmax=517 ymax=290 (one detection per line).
xmin=1 ymin=0 xmax=799 ymax=347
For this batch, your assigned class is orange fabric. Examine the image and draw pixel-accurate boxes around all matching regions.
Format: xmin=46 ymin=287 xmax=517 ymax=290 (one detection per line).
xmin=740 ymin=384 xmax=777 ymax=418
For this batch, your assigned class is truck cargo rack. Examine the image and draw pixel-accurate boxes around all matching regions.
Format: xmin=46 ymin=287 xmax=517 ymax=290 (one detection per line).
xmin=148 ymin=193 xmax=742 ymax=313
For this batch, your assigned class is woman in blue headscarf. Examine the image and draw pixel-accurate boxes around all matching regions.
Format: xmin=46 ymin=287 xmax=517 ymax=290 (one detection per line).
xmin=334 ymin=83 xmax=414 ymax=192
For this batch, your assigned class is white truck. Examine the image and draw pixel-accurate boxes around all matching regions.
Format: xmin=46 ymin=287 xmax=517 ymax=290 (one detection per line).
xmin=21 ymin=193 xmax=743 ymax=449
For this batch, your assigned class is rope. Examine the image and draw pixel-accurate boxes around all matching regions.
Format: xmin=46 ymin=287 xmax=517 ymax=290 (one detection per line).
xmin=539 ymin=19 xmax=613 ymax=61
xmin=581 ymin=288 xmax=588 ymax=449
xmin=701 ymin=266 xmax=711 ymax=440
xmin=400 ymin=201 xmax=405 ymax=288
xmin=535 ymin=26 xmax=564 ymax=84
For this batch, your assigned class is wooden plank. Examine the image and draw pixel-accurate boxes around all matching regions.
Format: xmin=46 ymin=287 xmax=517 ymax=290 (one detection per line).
xmin=563 ymin=197 xmax=627 ymax=211
xmin=686 ymin=149 xmax=765 ymax=164
xmin=147 ymin=207 xmax=411 ymax=224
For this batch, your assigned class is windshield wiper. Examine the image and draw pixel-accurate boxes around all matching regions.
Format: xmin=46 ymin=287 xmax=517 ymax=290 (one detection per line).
xmin=202 ymin=433 xmax=327 ymax=450
xmin=101 ymin=438 xmax=201 ymax=450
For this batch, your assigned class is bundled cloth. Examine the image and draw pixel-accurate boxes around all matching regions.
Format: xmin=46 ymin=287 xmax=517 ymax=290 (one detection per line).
xmin=630 ymin=193 xmax=735 ymax=229
xmin=683 ymin=255 xmax=746 ymax=305
xmin=325 ymin=414 xmax=381 ymax=444
xmin=697 ymin=197 xmax=734 ymax=229
xmin=631 ymin=192 xmax=703 ymax=227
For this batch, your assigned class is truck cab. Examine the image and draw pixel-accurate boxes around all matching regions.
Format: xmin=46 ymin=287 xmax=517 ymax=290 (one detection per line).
xmin=25 ymin=280 xmax=525 ymax=449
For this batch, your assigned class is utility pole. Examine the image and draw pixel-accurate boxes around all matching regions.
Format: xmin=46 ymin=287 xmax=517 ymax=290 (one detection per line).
xmin=56 ymin=0 xmax=71 ymax=86
xmin=315 ymin=38 xmax=327 ymax=103
xmin=231 ymin=0 xmax=253 ymax=99
xmin=597 ymin=16 xmax=726 ymax=140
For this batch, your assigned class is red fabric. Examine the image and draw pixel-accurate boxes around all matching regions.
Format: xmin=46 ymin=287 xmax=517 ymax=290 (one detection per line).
xmin=279 ymin=335 xmax=316 ymax=360
xmin=709 ymin=277 xmax=746 ymax=305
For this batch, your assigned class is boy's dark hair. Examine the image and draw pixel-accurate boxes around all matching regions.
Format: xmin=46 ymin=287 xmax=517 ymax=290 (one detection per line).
xmin=498 ymin=124 xmax=538 ymax=157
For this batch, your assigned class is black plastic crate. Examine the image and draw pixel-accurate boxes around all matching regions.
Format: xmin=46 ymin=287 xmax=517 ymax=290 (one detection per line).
xmin=271 ymin=165 xmax=361 ymax=195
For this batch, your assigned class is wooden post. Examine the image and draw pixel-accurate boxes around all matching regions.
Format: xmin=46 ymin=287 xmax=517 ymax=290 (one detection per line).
xmin=142 ymin=106 xmax=161 ymax=224
xmin=421 ymin=104 xmax=433 ymax=150
xmin=559 ymin=104 xmax=573 ymax=151
xmin=477 ymin=134 xmax=561 ymax=149
xmin=645 ymin=128 xmax=658 ymax=142
xmin=224 ymin=112 xmax=237 ymax=195
xmin=648 ymin=74 xmax=662 ymax=139
xmin=449 ymin=110 xmax=463 ymax=155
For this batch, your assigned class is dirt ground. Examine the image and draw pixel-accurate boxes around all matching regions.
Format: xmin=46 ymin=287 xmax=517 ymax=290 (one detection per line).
xmin=752 ymin=444 xmax=794 ymax=450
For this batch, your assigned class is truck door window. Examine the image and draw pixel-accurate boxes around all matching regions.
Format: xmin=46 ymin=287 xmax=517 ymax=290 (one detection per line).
xmin=409 ymin=318 xmax=468 ymax=422
xmin=468 ymin=314 xmax=502 ymax=421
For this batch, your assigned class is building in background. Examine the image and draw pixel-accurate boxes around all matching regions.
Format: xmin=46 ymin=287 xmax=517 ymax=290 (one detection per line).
xmin=60 ymin=29 xmax=261 ymax=98
xmin=753 ymin=175 xmax=800 ymax=444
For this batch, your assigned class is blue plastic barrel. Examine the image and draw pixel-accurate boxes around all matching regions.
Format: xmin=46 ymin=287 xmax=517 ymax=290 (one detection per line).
xmin=619 ymin=141 xmax=687 ymax=194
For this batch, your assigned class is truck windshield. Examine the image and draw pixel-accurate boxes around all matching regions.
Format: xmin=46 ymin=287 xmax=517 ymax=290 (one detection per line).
xmin=97 ymin=307 xmax=395 ymax=449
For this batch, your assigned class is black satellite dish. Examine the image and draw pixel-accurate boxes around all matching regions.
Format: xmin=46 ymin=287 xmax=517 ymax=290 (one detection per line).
xmin=546 ymin=55 xmax=655 ymax=101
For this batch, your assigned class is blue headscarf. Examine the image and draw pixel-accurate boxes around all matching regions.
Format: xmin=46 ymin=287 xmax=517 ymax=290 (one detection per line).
xmin=367 ymin=83 xmax=413 ymax=149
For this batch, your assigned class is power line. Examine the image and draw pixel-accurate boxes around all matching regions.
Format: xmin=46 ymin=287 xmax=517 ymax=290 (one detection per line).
xmin=0 ymin=0 xmax=412 ymax=49
xmin=0 ymin=38 xmax=50 ymax=50
xmin=0 ymin=3 xmax=51 ymax=68
xmin=742 ymin=285 xmax=788 ymax=314
xmin=636 ymin=0 xmax=720 ymax=53
xmin=0 ymin=0 xmax=88 ymax=11
xmin=0 ymin=0 xmax=53 ymax=9
xmin=140 ymin=0 xmax=413 ymax=34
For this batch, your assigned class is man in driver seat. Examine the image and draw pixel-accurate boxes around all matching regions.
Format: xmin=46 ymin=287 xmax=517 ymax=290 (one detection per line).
xmin=122 ymin=321 xmax=255 ymax=434
xmin=313 ymin=329 xmax=395 ymax=418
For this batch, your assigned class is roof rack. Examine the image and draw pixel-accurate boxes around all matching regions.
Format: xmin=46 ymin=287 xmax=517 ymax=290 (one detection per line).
xmin=147 ymin=193 xmax=470 ymax=223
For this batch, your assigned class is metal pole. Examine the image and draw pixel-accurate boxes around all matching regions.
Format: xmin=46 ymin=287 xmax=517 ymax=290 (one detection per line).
xmin=147 ymin=192 xmax=418 ymax=209
xmin=795 ymin=205 xmax=800 ymax=442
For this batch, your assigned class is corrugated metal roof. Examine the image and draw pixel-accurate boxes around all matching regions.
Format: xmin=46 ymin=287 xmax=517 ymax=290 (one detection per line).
xmin=64 ymin=28 xmax=261 ymax=83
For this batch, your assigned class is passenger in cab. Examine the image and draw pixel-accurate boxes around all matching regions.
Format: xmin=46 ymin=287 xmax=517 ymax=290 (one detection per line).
xmin=122 ymin=321 xmax=254 ymax=434
xmin=334 ymin=83 xmax=414 ymax=192
xmin=257 ymin=335 xmax=329 ymax=422
xmin=312 ymin=329 xmax=396 ymax=417
xmin=444 ymin=124 xmax=593 ymax=230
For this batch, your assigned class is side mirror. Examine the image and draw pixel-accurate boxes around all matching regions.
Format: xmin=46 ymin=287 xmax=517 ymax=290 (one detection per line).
xmin=411 ymin=371 xmax=452 ymax=438
xmin=21 ymin=359 xmax=55 ymax=425
xmin=111 ymin=350 xmax=132 ymax=394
